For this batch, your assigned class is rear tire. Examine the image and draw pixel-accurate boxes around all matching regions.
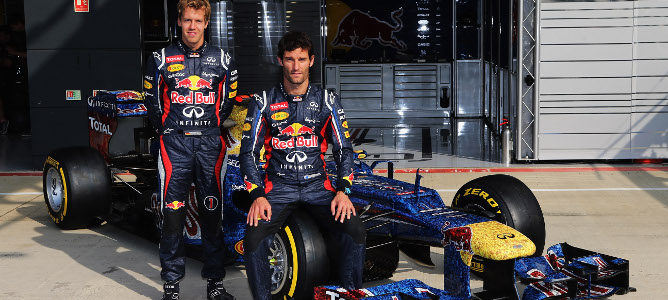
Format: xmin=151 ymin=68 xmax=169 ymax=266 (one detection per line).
xmin=43 ymin=147 xmax=111 ymax=229
xmin=452 ymin=174 xmax=545 ymax=276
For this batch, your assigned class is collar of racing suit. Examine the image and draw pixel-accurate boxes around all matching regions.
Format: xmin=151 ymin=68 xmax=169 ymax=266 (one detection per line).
xmin=176 ymin=39 xmax=208 ymax=56
xmin=279 ymin=82 xmax=312 ymax=101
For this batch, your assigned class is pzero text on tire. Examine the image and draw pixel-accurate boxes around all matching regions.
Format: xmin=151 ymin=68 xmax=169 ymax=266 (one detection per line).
xmin=271 ymin=210 xmax=328 ymax=300
xmin=43 ymin=147 xmax=112 ymax=229
xmin=452 ymin=174 xmax=545 ymax=275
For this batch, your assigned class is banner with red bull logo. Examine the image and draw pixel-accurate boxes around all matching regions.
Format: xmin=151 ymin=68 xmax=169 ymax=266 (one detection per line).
xmin=326 ymin=0 xmax=449 ymax=63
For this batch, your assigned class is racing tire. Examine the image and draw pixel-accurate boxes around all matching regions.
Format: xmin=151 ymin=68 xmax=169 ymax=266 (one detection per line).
xmin=363 ymin=236 xmax=399 ymax=282
xmin=271 ymin=211 xmax=329 ymax=300
xmin=43 ymin=147 xmax=112 ymax=229
xmin=451 ymin=174 xmax=545 ymax=276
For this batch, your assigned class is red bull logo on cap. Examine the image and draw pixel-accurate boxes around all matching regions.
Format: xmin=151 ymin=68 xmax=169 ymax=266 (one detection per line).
xmin=176 ymin=75 xmax=213 ymax=91
xmin=279 ymin=123 xmax=314 ymax=137
xmin=166 ymin=201 xmax=185 ymax=210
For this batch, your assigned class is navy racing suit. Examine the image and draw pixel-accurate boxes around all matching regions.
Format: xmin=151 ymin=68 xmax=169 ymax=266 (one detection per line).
xmin=239 ymin=84 xmax=365 ymax=299
xmin=144 ymin=40 xmax=238 ymax=283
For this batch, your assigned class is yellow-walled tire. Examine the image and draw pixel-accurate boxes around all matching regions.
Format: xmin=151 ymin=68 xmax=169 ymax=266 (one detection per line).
xmin=43 ymin=147 xmax=111 ymax=229
xmin=452 ymin=174 xmax=545 ymax=276
xmin=270 ymin=211 xmax=328 ymax=300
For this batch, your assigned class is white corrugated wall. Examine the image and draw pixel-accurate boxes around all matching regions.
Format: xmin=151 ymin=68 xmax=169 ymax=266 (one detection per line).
xmin=537 ymin=0 xmax=667 ymax=159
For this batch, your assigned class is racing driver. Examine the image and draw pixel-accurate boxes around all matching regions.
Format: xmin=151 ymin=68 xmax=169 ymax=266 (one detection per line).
xmin=239 ymin=31 xmax=365 ymax=299
xmin=143 ymin=0 xmax=237 ymax=299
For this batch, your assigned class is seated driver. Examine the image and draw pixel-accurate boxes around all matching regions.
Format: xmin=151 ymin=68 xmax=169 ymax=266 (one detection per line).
xmin=239 ymin=31 xmax=365 ymax=299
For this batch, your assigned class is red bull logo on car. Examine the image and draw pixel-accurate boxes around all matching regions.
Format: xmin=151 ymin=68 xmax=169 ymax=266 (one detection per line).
xmin=279 ymin=123 xmax=314 ymax=137
xmin=166 ymin=201 xmax=185 ymax=210
xmin=441 ymin=226 xmax=473 ymax=253
xmin=175 ymin=75 xmax=213 ymax=90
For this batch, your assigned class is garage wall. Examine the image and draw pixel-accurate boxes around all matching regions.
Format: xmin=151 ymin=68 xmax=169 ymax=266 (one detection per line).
xmin=537 ymin=0 xmax=668 ymax=159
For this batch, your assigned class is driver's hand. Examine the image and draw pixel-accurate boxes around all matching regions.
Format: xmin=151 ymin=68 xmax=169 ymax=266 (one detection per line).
xmin=331 ymin=191 xmax=356 ymax=223
xmin=247 ymin=197 xmax=271 ymax=227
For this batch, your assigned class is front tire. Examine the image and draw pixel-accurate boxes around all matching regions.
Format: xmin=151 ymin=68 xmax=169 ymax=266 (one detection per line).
xmin=43 ymin=147 xmax=111 ymax=229
xmin=452 ymin=174 xmax=545 ymax=276
xmin=271 ymin=211 xmax=328 ymax=300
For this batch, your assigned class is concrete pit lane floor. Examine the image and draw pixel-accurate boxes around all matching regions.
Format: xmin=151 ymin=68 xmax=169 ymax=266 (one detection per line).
xmin=1 ymin=167 xmax=666 ymax=299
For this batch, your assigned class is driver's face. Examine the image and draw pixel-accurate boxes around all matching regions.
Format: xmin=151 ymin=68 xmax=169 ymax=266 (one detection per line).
xmin=178 ymin=7 xmax=208 ymax=49
xmin=278 ymin=48 xmax=314 ymax=85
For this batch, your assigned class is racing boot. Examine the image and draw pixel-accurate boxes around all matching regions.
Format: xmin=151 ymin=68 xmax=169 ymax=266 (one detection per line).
xmin=207 ymin=278 xmax=235 ymax=300
xmin=161 ymin=281 xmax=179 ymax=300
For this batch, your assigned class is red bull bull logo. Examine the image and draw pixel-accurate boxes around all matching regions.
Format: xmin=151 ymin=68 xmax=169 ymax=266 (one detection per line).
xmin=165 ymin=201 xmax=185 ymax=210
xmin=170 ymin=91 xmax=216 ymax=104
xmin=441 ymin=226 xmax=473 ymax=253
xmin=244 ymin=178 xmax=258 ymax=192
xmin=279 ymin=123 xmax=314 ymax=137
xmin=176 ymin=75 xmax=213 ymax=90
xmin=332 ymin=8 xmax=407 ymax=51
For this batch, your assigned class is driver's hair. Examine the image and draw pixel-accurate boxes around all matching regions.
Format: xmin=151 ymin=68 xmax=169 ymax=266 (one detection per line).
xmin=177 ymin=0 xmax=211 ymax=21
xmin=277 ymin=31 xmax=314 ymax=58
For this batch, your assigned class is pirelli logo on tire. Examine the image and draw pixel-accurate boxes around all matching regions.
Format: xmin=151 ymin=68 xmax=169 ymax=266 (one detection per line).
xmin=44 ymin=156 xmax=60 ymax=169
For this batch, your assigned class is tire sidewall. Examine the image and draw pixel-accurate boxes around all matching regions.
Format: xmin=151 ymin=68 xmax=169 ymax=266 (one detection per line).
xmin=43 ymin=156 xmax=70 ymax=226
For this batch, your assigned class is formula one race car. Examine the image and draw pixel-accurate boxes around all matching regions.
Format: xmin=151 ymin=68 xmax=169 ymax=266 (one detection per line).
xmin=42 ymin=91 xmax=633 ymax=299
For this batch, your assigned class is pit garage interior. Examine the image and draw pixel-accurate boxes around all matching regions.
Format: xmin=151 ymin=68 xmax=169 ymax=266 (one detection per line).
xmin=0 ymin=0 xmax=667 ymax=299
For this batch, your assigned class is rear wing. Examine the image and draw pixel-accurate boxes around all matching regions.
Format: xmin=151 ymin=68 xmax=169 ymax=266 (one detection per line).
xmin=87 ymin=90 xmax=146 ymax=161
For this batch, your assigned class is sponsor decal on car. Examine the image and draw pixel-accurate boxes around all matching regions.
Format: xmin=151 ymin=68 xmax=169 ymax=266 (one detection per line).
xmin=271 ymin=112 xmax=289 ymax=121
xmin=243 ymin=123 xmax=251 ymax=131
xmin=342 ymin=120 xmax=349 ymax=128
xmin=117 ymin=104 xmax=148 ymax=116
xmin=270 ymin=101 xmax=289 ymax=111
xmin=167 ymin=64 xmax=185 ymax=72
xmin=244 ymin=178 xmax=258 ymax=192
xmin=344 ymin=131 xmax=350 ymax=138
xmin=88 ymin=116 xmax=112 ymax=135
xmin=228 ymin=90 xmax=237 ymax=98
xmin=230 ymin=81 xmax=238 ymax=89
xmin=143 ymin=80 xmax=152 ymax=89
xmin=165 ymin=55 xmax=184 ymax=63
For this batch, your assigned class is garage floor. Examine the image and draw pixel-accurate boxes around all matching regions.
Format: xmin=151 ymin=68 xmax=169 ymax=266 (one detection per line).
xmin=1 ymin=120 xmax=666 ymax=299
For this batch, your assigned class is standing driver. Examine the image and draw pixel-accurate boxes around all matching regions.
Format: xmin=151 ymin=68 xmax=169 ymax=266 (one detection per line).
xmin=143 ymin=0 xmax=237 ymax=299
xmin=239 ymin=31 xmax=365 ymax=299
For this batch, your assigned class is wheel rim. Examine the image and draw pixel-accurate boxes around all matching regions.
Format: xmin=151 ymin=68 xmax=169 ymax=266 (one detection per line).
xmin=46 ymin=167 xmax=64 ymax=212
xmin=269 ymin=232 xmax=289 ymax=294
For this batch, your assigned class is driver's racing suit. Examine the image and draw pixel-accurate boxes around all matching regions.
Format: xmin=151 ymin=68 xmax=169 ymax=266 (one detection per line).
xmin=239 ymin=84 xmax=365 ymax=299
xmin=144 ymin=40 xmax=238 ymax=283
